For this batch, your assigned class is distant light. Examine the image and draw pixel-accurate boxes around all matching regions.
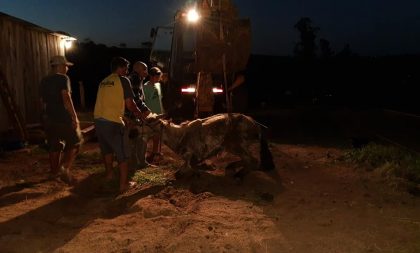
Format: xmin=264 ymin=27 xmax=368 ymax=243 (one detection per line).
xmin=181 ymin=87 xmax=224 ymax=94
xmin=64 ymin=40 xmax=73 ymax=49
xmin=186 ymin=9 xmax=200 ymax=23
xmin=212 ymin=87 xmax=223 ymax=93
xmin=60 ymin=36 xmax=77 ymax=50
xmin=181 ymin=87 xmax=196 ymax=93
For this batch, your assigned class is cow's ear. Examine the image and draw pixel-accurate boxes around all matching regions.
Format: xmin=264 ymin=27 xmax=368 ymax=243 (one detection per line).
xmin=156 ymin=113 xmax=167 ymax=120
xmin=160 ymin=119 xmax=169 ymax=125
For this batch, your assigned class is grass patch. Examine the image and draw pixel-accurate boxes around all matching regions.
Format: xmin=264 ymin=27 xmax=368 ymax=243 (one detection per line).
xmin=83 ymin=165 xmax=105 ymax=174
xmin=75 ymin=150 xmax=103 ymax=173
xmin=77 ymin=151 xmax=101 ymax=161
xmin=76 ymin=151 xmax=102 ymax=168
xmin=344 ymin=143 xmax=420 ymax=185
xmin=131 ymin=168 xmax=168 ymax=187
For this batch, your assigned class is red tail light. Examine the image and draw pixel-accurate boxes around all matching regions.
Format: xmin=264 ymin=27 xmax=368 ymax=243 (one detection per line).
xmin=181 ymin=87 xmax=224 ymax=94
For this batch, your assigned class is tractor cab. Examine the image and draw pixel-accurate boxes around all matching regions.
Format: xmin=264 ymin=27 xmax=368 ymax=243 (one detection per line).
xmin=149 ymin=0 xmax=251 ymax=120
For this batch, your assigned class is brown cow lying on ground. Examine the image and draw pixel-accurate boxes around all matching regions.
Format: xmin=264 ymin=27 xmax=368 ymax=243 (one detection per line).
xmin=136 ymin=113 xmax=275 ymax=177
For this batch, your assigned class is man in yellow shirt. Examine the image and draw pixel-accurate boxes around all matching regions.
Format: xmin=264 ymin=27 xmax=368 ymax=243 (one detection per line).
xmin=94 ymin=57 xmax=150 ymax=193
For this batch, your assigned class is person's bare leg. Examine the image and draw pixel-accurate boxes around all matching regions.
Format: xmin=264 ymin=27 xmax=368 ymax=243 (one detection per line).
xmin=136 ymin=137 xmax=148 ymax=168
xmin=128 ymin=137 xmax=137 ymax=170
xmin=61 ymin=146 xmax=79 ymax=175
xmin=103 ymin=153 xmax=115 ymax=180
xmin=147 ymin=135 xmax=161 ymax=164
xmin=118 ymin=161 xmax=129 ymax=193
xmin=49 ymin=152 xmax=61 ymax=175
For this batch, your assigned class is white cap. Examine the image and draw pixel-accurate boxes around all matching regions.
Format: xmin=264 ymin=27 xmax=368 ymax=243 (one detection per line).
xmin=50 ymin=55 xmax=73 ymax=66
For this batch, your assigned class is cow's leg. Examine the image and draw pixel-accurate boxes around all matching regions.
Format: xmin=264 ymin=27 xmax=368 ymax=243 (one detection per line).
xmin=225 ymin=160 xmax=243 ymax=171
xmin=127 ymin=130 xmax=148 ymax=170
xmin=224 ymin=160 xmax=244 ymax=178
xmin=175 ymin=153 xmax=198 ymax=179
xmin=230 ymin=142 xmax=258 ymax=179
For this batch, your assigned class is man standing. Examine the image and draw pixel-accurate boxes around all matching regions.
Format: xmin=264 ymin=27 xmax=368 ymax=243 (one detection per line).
xmin=143 ymin=67 xmax=164 ymax=163
xmin=227 ymin=73 xmax=247 ymax=113
xmin=128 ymin=61 xmax=148 ymax=102
xmin=127 ymin=61 xmax=151 ymax=169
xmin=94 ymin=57 xmax=150 ymax=193
xmin=40 ymin=55 xmax=82 ymax=183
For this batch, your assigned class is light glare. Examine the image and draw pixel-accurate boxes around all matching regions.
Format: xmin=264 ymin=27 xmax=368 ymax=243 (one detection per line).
xmin=186 ymin=9 xmax=199 ymax=22
xmin=212 ymin=88 xmax=223 ymax=93
xmin=64 ymin=40 xmax=73 ymax=49
xmin=181 ymin=87 xmax=196 ymax=93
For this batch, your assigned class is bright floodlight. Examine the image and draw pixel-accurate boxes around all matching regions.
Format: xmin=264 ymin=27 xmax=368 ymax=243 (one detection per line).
xmin=60 ymin=36 xmax=77 ymax=50
xmin=64 ymin=40 xmax=73 ymax=49
xmin=186 ymin=9 xmax=200 ymax=23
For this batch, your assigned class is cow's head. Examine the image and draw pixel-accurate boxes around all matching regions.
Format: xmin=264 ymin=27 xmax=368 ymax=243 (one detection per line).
xmin=144 ymin=113 xmax=166 ymax=129
xmin=126 ymin=113 xmax=165 ymax=140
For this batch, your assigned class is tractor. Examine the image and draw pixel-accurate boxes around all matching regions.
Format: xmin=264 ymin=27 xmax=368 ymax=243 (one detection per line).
xmin=149 ymin=0 xmax=251 ymax=120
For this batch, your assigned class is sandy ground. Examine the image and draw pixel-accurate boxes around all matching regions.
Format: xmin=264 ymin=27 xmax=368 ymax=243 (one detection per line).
xmin=0 ymin=138 xmax=419 ymax=253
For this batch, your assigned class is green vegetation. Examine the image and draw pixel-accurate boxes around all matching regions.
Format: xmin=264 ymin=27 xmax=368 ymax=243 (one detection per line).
xmin=77 ymin=151 xmax=101 ymax=160
xmin=82 ymin=165 xmax=105 ymax=174
xmin=76 ymin=151 xmax=104 ymax=173
xmin=131 ymin=168 xmax=168 ymax=187
xmin=344 ymin=143 xmax=420 ymax=185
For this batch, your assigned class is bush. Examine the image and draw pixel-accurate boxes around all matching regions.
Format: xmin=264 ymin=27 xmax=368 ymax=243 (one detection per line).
xmin=344 ymin=143 xmax=420 ymax=184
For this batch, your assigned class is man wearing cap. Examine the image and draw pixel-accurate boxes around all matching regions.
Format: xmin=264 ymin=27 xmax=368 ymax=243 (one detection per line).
xmin=94 ymin=57 xmax=150 ymax=194
xmin=40 ymin=55 xmax=82 ymax=183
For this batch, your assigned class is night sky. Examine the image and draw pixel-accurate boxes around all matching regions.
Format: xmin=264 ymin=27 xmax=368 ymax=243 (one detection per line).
xmin=1 ymin=0 xmax=420 ymax=56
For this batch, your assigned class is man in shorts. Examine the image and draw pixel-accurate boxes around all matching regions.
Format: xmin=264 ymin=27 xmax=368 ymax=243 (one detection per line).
xmin=94 ymin=57 xmax=150 ymax=193
xmin=40 ymin=55 xmax=82 ymax=183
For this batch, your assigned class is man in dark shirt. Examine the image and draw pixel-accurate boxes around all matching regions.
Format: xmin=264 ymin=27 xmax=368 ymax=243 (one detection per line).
xmin=40 ymin=55 xmax=82 ymax=183
xmin=128 ymin=61 xmax=148 ymax=102
xmin=127 ymin=61 xmax=154 ymax=169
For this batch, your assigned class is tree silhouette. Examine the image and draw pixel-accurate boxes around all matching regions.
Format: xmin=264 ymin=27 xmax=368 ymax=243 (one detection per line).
xmin=83 ymin=38 xmax=94 ymax=44
xmin=319 ymin=38 xmax=334 ymax=59
xmin=337 ymin=43 xmax=354 ymax=58
xmin=141 ymin=41 xmax=153 ymax=49
xmin=294 ymin=17 xmax=319 ymax=60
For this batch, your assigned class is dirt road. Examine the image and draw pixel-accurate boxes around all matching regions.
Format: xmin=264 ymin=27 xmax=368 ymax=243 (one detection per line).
xmin=0 ymin=137 xmax=419 ymax=253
